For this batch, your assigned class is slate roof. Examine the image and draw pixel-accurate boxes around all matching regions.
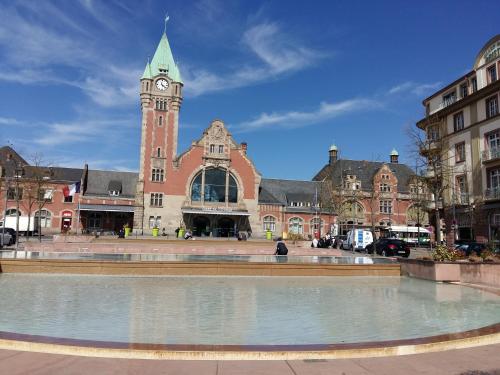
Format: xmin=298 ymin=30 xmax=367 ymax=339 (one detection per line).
xmin=0 ymin=146 xmax=28 ymax=177
xmin=258 ymin=178 xmax=320 ymax=205
xmin=313 ymin=159 xmax=415 ymax=193
xmin=85 ymin=170 xmax=138 ymax=199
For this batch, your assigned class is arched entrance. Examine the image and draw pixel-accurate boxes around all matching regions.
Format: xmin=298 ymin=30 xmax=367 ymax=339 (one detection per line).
xmin=61 ymin=210 xmax=73 ymax=232
xmin=217 ymin=217 xmax=235 ymax=238
xmin=193 ymin=216 xmax=210 ymax=237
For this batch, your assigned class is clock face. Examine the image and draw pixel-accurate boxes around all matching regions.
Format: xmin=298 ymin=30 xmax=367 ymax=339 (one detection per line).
xmin=156 ymin=79 xmax=169 ymax=90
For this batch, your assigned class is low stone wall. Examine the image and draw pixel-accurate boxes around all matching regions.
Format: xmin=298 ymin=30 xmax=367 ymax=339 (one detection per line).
xmin=460 ymin=263 xmax=500 ymax=288
xmin=0 ymin=258 xmax=400 ymax=277
xmin=23 ymin=239 xmax=343 ymax=257
xmin=400 ymin=259 xmax=500 ymax=288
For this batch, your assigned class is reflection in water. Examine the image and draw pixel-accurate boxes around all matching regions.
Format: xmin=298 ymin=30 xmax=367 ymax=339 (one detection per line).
xmin=0 ymin=251 xmax=396 ymax=265
xmin=0 ymin=275 xmax=498 ymax=345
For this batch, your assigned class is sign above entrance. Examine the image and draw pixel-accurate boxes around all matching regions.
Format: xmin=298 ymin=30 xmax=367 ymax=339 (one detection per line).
xmin=182 ymin=207 xmax=250 ymax=216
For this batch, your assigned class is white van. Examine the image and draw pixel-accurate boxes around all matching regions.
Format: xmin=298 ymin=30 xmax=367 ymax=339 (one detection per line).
xmin=0 ymin=216 xmax=35 ymax=234
xmin=343 ymin=229 xmax=373 ymax=252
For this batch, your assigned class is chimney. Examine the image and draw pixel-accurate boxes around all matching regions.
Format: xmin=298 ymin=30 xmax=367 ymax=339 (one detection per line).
xmin=241 ymin=142 xmax=247 ymax=155
xmin=390 ymin=148 xmax=399 ymax=163
xmin=329 ymin=144 xmax=338 ymax=165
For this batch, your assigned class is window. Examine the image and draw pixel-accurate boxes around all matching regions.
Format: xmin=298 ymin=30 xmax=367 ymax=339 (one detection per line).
xmin=288 ymin=217 xmax=303 ymax=235
xmin=460 ymin=83 xmax=468 ymax=99
xmin=64 ymin=195 xmax=73 ymax=203
xmin=455 ymin=142 xmax=466 ymax=163
xmin=442 ymin=91 xmax=456 ymax=107
xmin=155 ymin=99 xmax=167 ymax=110
xmin=456 ymin=175 xmax=467 ymax=203
xmin=488 ymin=132 xmax=500 ymax=156
xmin=263 ymin=216 xmax=276 ymax=232
xmin=489 ymin=169 xmax=500 ymax=193
xmin=34 ymin=210 xmax=52 ymax=229
xmin=380 ymin=183 xmax=391 ymax=192
xmin=150 ymin=193 xmax=163 ymax=207
xmin=310 ymin=218 xmax=323 ymax=235
xmin=38 ymin=189 xmax=53 ymax=202
xmin=109 ymin=190 xmax=120 ymax=196
xmin=209 ymin=144 xmax=215 ymax=153
xmin=453 ymin=111 xmax=464 ymax=132
xmin=470 ymin=77 xmax=477 ymax=93
xmin=88 ymin=212 xmax=102 ymax=230
xmin=190 ymin=168 xmax=238 ymax=203
xmin=381 ymin=174 xmax=390 ymax=180
xmin=427 ymin=125 xmax=440 ymax=141
xmin=486 ymin=95 xmax=499 ymax=118
xmin=6 ymin=187 xmax=22 ymax=200
xmin=487 ymin=65 xmax=498 ymax=84
xmin=218 ymin=145 xmax=224 ymax=153
xmin=152 ymin=168 xmax=164 ymax=182
xmin=158 ymin=116 xmax=163 ymax=127
xmin=379 ymin=200 xmax=392 ymax=214
xmin=6 ymin=208 xmax=21 ymax=216
xmin=148 ymin=216 xmax=161 ymax=229
xmin=157 ymin=148 xmax=161 ymax=157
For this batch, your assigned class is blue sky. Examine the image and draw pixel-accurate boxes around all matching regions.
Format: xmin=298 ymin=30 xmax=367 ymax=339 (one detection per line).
xmin=0 ymin=0 xmax=498 ymax=179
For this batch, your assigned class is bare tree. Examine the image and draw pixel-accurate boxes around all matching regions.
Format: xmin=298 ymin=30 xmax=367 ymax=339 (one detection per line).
xmin=319 ymin=172 xmax=347 ymax=237
xmin=21 ymin=154 xmax=52 ymax=242
xmin=408 ymin=116 xmax=454 ymax=245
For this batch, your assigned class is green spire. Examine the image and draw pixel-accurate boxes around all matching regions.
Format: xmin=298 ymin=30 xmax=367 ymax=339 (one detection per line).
xmin=148 ymin=32 xmax=182 ymax=83
xmin=141 ymin=61 xmax=152 ymax=79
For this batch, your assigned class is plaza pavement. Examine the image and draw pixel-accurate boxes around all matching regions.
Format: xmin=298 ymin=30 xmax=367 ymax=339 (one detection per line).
xmin=0 ymin=344 xmax=498 ymax=374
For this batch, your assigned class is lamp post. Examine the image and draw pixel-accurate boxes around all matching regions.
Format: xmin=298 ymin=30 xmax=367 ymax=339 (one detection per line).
xmin=1 ymin=176 xmax=8 ymax=248
xmin=14 ymin=163 xmax=23 ymax=252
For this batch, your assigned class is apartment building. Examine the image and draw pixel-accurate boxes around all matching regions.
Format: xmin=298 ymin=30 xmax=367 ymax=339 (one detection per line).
xmin=416 ymin=35 xmax=500 ymax=245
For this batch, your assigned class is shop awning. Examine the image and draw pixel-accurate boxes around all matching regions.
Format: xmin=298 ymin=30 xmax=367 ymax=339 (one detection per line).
xmin=79 ymin=204 xmax=135 ymax=213
xmin=181 ymin=208 xmax=250 ymax=216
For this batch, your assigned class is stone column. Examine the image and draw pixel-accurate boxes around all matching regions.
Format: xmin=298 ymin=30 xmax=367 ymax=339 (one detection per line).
xmin=201 ymin=168 xmax=206 ymax=204
xmin=225 ymin=168 xmax=230 ymax=207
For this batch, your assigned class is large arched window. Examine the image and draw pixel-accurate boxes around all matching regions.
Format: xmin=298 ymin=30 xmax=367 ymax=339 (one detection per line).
xmin=263 ymin=215 xmax=276 ymax=232
xmin=288 ymin=217 xmax=304 ymax=234
xmin=34 ymin=210 xmax=52 ymax=229
xmin=191 ymin=168 xmax=238 ymax=203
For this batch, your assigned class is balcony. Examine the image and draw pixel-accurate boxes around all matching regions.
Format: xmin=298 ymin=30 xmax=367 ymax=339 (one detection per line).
xmin=485 ymin=187 xmax=500 ymax=200
xmin=482 ymin=147 xmax=500 ymax=163
xmin=456 ymin=193 xmax=469 ymax=205
xmin=420 ymin=140 xmax=441 ymax=155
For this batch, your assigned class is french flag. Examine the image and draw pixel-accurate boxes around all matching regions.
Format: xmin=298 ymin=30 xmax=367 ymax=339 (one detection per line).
xmin=63 ymin=181 xmax=81 ymax=197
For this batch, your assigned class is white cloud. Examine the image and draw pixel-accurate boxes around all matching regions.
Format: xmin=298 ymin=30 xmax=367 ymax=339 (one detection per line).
xmin=0 ymin=117 xmax=25 ymax=126
xmin=235 ymin=98 xmax=382 ymax=132
xmin=0 ymin=3 xmax=138 ymax=108
xmin=184 ymin=22 xmax=326 ymax=97
xmin=33 ymin=118 xmax=135 ymax=147
xmin=243 ymin=22 xmax=321 ymax=74
xmin=388 ymin=81 xmax=442 ymax=96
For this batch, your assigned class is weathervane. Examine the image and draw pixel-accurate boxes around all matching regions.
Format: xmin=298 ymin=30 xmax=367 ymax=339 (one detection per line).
xmin=164 ymin=13 xmax=170 ymax=34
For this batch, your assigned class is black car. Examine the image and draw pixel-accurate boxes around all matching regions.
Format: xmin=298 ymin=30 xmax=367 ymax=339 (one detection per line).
xmin=0 ymin=227 xmax=16 ymax=246
xmin=366 ymin=238 xmax=410 ymax=257
xmin=455 ymin=242 xmax=486 ymax=256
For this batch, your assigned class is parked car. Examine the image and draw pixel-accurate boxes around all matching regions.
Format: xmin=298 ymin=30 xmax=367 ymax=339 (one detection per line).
xmin=0 ymin=227 xmax=17 ymax=245
xmin=333 ymin=235 xmax=347 ymax=248
xmin=455 ymin=242 xmax=486 ymax=256
xmin=0 ymin=230 xmax=13 ymax=248
xmin=366 ymin=238 xmax=410 ymax=257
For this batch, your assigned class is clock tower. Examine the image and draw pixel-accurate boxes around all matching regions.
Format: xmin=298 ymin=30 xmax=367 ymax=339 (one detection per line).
xmin=134 ymin=30 xmax=183 ymax=231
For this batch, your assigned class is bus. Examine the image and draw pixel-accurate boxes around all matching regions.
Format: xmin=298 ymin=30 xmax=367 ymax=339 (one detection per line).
xmin=380 ymin=226 xmax=431 ymax=246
